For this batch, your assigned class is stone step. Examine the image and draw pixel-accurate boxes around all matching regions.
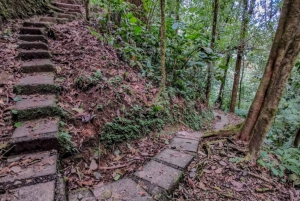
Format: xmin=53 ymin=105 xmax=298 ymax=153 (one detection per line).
xmin=9 ymin=117 xmax=59 ymax=153
xmin=18 ymin=41 xmax=49 ymax=50
xmin=19 ymin=35 xmax=48 ymax=43
xmin=0 ymin=150 xmax=57 ymax=189
xmin=53 ymin=2 xmax=81 ymax=9
xmin=18 ymin=50 xmax=52 ymax=60
xmin=133 ymin=160 xmax=183 ymax=198
xmin=56 ymin=13 xmax=76 ymax=20
xmin=12 ymin=94 xmax=62 ymax=121
xmin=65 ymin=11 xmax=82 ymax=17
xmin=20 ymin=27 xmax=46 ymax=35
xmin=69 ymin=178 xmax=153 ymax=201
xmin=40 ymin=17 xmax=69 ymax=24
xmin=176 ymin=130 xmax=203 ymax=140
xmin=170 ymin=137 xmax=199 ymax=154
xmin=0 ymin=181 xmax=56 ymax=201
xmin=21 ymin=59 xmax=56 ymax=73
xmin=154 ymin=149 xmax=194 ymax=169
xmin=23 ymin=21 xmax=52 ymax=28
xmin=55 ymin=0 xmax=76 ymax=4
xmin=13 ymin=73 xmax=60 ymax=95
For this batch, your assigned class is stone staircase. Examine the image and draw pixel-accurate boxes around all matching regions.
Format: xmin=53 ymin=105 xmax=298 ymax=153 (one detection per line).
xmin=0 ymin=1 xmax=82 ymax=200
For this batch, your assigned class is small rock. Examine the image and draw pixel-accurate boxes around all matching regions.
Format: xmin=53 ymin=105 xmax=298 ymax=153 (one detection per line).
xmin=77 ymin=193 xmax=83 ymax=200
xmin=89 ymin=159 xmax=98 ymax=171
xmin=189 ymin=171 xmax=196 ymax=178
xmin=101 ymin=190 xmax=112 ymax=199
xmin=13 ymin=180 xmax=22 ymax=185
xmin=10 ymin=166 xmax=22 ymax=173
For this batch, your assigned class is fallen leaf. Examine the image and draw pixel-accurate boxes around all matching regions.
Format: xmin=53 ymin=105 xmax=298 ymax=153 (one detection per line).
xmin=215 ymin=168 xmax=223 ymax=174
xmin=72 ymin=108 xmax=84 ymax=113
xmin=219 ymin=160 xmax=227 ymax=166
xmin=188 ymin=177 xmax=196 ymax=189
xmin=89 ymin=159 xmax=98 ymax=171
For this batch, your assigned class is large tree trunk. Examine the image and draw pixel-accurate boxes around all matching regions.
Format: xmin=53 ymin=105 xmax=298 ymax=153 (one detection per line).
xmin=238 ymin=0 xmax=300 ymax=142
xmin=229 ymin=0 xmax=255 ymax=113
xmin=215 ymin=53 xmax=231 ymax=108
xmin=246 ymin=0 xmax=300 ymax=158
xmin=160 ymin=0 xmax=166 ymax=90
xmin=205 ymin=0 xmax=219 ymax=107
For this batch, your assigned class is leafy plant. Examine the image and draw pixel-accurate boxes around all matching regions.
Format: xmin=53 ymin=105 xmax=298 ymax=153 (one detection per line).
xmin=58 ymin=132 xmax=78 ymax=154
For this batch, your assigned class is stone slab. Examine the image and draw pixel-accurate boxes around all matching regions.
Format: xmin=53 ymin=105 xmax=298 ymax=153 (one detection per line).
xmin=170 ymin=137 xmax=199 ymax=153
xmin=13 ymin=95 xmax=61 ymax=121
xmin=53 ymin=2 xmax=81 ymax=9
xmin=17 ymin=73 xmax=54 ymax=85
xmin=134 ymin=160 xmax=182 ymax=191
xmin=0 ymin=150 xmax=57 ymax=186
xmin=154 ymin=149 xmax=194 ymax=169
xmin=68 ymin=188 xmax=96 ymax=201
xmin=56 ymin=13 xmax=76 ymax=20
xmin=9 ymin=117 xmax=59 ymax=153
xmin=20 ymin=27 xmax=45 ymax=35
xmin=19 ymin=35 xmax=48 ymax=43
xmin=40 ymin=17 xmax=69 ymax=24
xmin=21 ymin=59 xmax=55 ymax=73
xmin=18 ymin=50 xmax=52 ymax=60
xmin=19 ymin=42 xmax=49 ymax=50
xmin=0 ymin=181 xmax=55 ymax=201
xmin=176 ymin=131 xmax=203 ymax=140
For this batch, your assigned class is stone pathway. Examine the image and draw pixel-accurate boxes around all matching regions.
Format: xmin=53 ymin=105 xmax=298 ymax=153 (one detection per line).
xmin=0 ymin=1 xmax=82 ymax=200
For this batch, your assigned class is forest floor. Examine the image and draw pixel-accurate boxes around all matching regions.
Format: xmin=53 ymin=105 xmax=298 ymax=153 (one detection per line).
xmin=0 ymin=13 xmax=299 ymax=201
xmin=172 ymin=110 xmax=300 ymax=201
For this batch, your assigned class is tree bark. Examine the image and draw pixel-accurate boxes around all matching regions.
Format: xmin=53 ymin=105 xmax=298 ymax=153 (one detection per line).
xmin=215 ymin=53 xmax=231 ymax=108
xmin=247 ymin=0 xmax=300 ymax=158
xmin=238 ymin=59 xmax=245 ymax=109
xmin=205 ymin=0 xmax=219 ymax=107
xmin=229 ymin=0 xmax=255 ymax=113
xmin=238 ymin=0 xmax=300 ymax=142
xmin=293 ymin=127 xmax=300 ymax=147
xmin=160 ymin=0 xmax=166 ymax=90
xmin=84 ymin=0 xmax=90 ymax=21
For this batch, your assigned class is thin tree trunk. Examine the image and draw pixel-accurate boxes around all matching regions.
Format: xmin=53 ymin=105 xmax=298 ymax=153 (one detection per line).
xmin=246 ymin=0 xmax=300 ymax=158
xmin=238 ymin=0 xmax=299 ymax=141
xmin=205 ymin=0 xmax=219 ymax=107
xmin=238 ymin=59 xmax=245 ymax=109
xmin=229 ymin=0 xmax=255 ymax=113
xmin=175 ymin=0 xmax=180 ymax=34
xmin=215 ymin=53 xmax=231 ymax=108
xmin=293 ymin=127 xmax=300 ymax=147
xmin=85 ymin=0 xmax=90 ymax=21
xmin=160 ymin=0 xmax=166 ymax=90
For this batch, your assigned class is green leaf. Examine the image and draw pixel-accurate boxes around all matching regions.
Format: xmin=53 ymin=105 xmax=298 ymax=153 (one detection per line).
xmin=14 ymin=122 xmax=22 ymax=128
xmin=72 ymin=108 xmax=84 ymax=113
xmin=12 ymin=110 xmax=18 ymax=114
xmin=129 ymin=17 xmax=137 ymax=23
xmin=164 ymin=140 xmax=169 ymax=145
xmin=13 ymin=97 xmax=22 ymax=102
xmin=114 ymin=174 xmax=121 ymax=181
xmin=134 ymin=25 xmax=142 ymax=34
xmin=203 ymin=47 xmax=213 ymax=54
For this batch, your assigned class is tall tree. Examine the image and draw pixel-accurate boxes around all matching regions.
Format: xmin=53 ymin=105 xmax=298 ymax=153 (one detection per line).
xmin=293 ymin=127 xmax=300 ymax=147
xmin=205 ymin=0 xmax=219 ymax=106
xmin=229 ymin=0 xmax=255 ymax=113
xmin=160 ymin=0 xmax=166 ymax=90
xmin=243 ymin=0 xmax=300 ymax=158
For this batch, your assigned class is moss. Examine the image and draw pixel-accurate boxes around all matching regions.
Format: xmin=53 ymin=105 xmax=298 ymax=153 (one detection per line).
xmin=13 ymin=84 xmax=61 ymax=95
xmin=13 ymin=106 xmax=64 ymax=121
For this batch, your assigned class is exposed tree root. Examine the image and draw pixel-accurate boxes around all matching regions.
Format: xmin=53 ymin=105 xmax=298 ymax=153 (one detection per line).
xmin=203 ymin=122 xmax=244 ymax=138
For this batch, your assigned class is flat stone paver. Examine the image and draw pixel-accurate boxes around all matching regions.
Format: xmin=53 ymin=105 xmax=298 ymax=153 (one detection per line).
xmin=68 ymin=188 xmax=96 ymax=201
xmin=14 ymin=95 xmax=56 ymax=110
xmin=19 ymin=41 xmax=49 ymax=50
xmin=170 ymin=137 xmax=199 ymax=153
xmin=17 ymin=73 xmax=54 ymax=85
xmin=0 ymin=150 xmax=57 ymax=185
xmin=19 ymin=35 xmax=48 ymax=43
xmin=18 ymin=50 xmax=52 ymax=60
xmin=134 ymin=160 xmax=182 ymax=191
xmin=154 ymin=149 xmax=194 ymax=169
xmin=0 ymin=181 xmax=55 ymax=201
xmin=176 ymin=131 xmax=203 ymax=140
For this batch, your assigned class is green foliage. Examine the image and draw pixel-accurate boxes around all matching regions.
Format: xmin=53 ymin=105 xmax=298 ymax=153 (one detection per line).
xmin=101 ymin=105 xmax=165 ymax=144
xmin=58 ymin=132 xmax=78 ymax=154
xmin=75 ymin=70 xmax=102 ymax=90
xmin=258 ymin=148 xmax=300 ymax=178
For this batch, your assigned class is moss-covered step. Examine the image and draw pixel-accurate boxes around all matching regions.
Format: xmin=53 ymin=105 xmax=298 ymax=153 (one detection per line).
xmin=18 ymin=50 xmax=52 ymax=60
xmin=21 ymin=59 xmax=56 ymax=73
xmin=20 ymin=27 xmax=46 ymax=35
xmin=19 ymin=35 xmax=48 ymax=43
xmin=56 ymin=0 xmax=76 ymax=4
xmin=23 ymin=21 xmax=52 ymax=28
xmin=18 ymin=41 xmax=49 ymax=50
xmin=55 ymin=13 xmax=76 ymax=21
xmin=13 ymin=73 xmax=60 ymax=95
xmin=9 ymin=117 xmax=59 ymax=153
xmin=39 ymin=17 xmax=68 ymax=24
xmin=12 ymin=94 xmax=63 ymax=121
xmin=53 ymin=2 xmax=81 ymax=10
